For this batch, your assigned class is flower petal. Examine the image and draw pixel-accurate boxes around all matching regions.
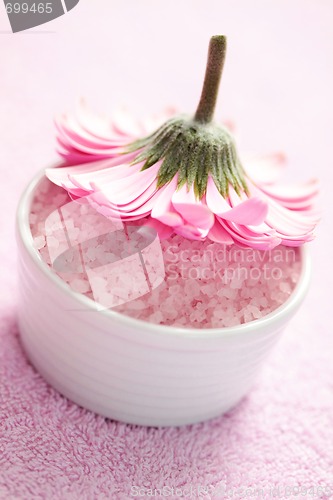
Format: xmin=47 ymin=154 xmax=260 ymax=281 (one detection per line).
xmin=45 ymin=155 xmax=139 ymax=190
xmin=75 ymin=99 xmax=124 ymax=141
xmin=57 ymin=113 xmax=125 ymax=149
xmin=98 ymin=179 xmax=166 ymax=218
xmin=144 ymin=217 xmax=174 ymax=240
xmin=111 ymin=108 xmax=147 ymax=137
xmin=68 ymin=160 xmax=142 ymax=192
xmin=56 ymin=118 xmax=125 ymax=156
xmin=206 ymin=178 xmax=268 ymax=226
xmin=243 ymin=152 xmax=286 ymax=185
xmin=151 ymin=177 xmax=183 ymax=227
xmin=217 ymin=217 xmax=282 ymax=250
xmin=174 ymin=224 xmax=208 ymax=240
xmin=249 ymin=180 xmax=319 ymax=235
xmin=260 ymin=179 xmax=319 ymax=209
xmin=91 ymin=162 xmax=160 ymax=206
xmin=208 ymin=219 xmax=234 ymax=245
xmin=171 ymin=184 xmax=214 ymax=231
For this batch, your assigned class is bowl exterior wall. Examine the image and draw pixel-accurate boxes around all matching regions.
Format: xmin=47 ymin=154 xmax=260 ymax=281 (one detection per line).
xmin=17 ymin=238 xmax=288 ymax=426
xmin=16 ymin=172 xmax=309 ymax=427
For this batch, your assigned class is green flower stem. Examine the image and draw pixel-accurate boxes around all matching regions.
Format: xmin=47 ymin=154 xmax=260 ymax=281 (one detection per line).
xmin=125 ymin=35 xmax=247 ymax=199
xmin=194 ymin=35 xmax=227 ymax=124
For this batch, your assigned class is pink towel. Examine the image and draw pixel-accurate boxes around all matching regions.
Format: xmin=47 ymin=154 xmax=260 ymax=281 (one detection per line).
xmin=1 ymin=297 xmax=332 ymax=499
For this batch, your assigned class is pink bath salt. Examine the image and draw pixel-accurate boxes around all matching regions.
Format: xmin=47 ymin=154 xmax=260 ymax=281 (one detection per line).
xmin=70 ymin=278 xmax=91 ymax=294
xmin=29 ymin=179 xmax=302 ymax=329
xmin=33 ymin=235 xmax=46 ymax=250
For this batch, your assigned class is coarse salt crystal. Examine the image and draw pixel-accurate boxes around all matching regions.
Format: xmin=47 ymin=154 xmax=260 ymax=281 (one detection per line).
xmin=71 ymin=278 xmax=91 ymax=294
xmin=33 ymin=235 xmax=46 ymax=250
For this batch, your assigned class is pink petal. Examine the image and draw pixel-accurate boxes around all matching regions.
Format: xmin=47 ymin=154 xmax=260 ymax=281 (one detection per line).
xmin=207 ymin=219 xmax=234 ymax=245
xmin=206 ymin=178 xmax=268 ymax=226
xmin=55 ymin=119 xmax=126 ymax=156
xmin=111 ymin=108 xmax=145 ymax=137
xmin=61 ymin=184 xmax=89 ymax=198
xmin=151 ymin=177 xmax=183 ymax=227
xmin=57 ymin=114 xmax=125 ymax=148
xmin=110 ymin=181 xmax=158 ymax=214
xmin=68 ymin=161 xmax=143 ymax=192
xmin=280 ymin=235 xmax=314 ymax=246
xmin=144 ymin=217 xmax=174 ymax=240
xmin=171 ymin=184 xmax=214 ymax=231
xmin=75 ymin=99 xmax=128 ymax=141
xmin=263 ymin=196 xmax=317 ymax=235
xmin=56 ymin=135 xmax=112 ymax=164
xmin=91 ymin=162 xmax=160 ymax=206
xmin=45 ymin=155 xmax=139 ymax=190
xmin=100 ymin=181 xmax=165 ymax=218
xmin=217 ymin=217 xmax=282 ymax=250
xmin=243 ymin=152 xmax=286 ymax=185
xmin=174 ymin=224 xmax=208 ymax=240
xmin=246 ymin=221 xmax=277 ymax=235
xmin=56 ymin=149 xmax=105 ymax=165
xmin=85 ymin=196 xmax=127 ymax=221
xmin=260 ymin=179 xmax=319 ymax=209
xmin=249 ymin=181 xmax=319 ymax=234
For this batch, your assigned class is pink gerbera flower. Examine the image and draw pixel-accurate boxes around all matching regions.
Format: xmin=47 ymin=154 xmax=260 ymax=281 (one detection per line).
xmin=46 ymin=36 xmax=319 ymax=250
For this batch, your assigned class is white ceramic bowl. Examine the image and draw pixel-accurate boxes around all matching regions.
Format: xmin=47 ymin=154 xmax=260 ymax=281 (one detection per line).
xmin=16 ymin=171 xmax=311 ymax=427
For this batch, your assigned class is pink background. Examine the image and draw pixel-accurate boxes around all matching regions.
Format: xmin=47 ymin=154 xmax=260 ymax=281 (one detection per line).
xmin=1 ymin=1 xmax=333 ymax=498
